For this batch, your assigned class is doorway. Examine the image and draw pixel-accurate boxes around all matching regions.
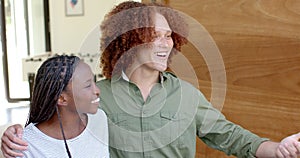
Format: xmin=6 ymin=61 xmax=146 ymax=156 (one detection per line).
xmin=0 ymin=0 xmax=51 ymax=102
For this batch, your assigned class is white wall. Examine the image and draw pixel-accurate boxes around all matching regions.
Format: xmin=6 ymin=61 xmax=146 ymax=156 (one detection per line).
xmin=49 ymin=0 xmax=115 ymax=53
xmin=49 ymin=0 xmax=141 ymax=53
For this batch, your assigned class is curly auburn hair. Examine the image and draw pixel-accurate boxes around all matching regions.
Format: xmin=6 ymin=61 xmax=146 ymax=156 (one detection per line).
xmin=100 ymin=1 xmax=189 ymax=79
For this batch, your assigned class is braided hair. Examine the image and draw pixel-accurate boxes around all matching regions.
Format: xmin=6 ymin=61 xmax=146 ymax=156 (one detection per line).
xmin=26 ymin=55 xmax=80 ymax=158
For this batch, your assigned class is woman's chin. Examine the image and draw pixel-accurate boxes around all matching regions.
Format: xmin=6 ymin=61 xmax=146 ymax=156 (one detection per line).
xmin=88 ymin=108 xmax=98 ymax=115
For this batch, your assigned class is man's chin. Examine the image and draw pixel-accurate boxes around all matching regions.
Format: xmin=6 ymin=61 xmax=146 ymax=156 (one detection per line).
xmin=154 ymin=64 xmax=167 ymax=72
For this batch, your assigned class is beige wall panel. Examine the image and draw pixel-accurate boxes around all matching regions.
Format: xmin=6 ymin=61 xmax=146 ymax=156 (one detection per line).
xmin=144 ymin=0 xmax=300 ymax=157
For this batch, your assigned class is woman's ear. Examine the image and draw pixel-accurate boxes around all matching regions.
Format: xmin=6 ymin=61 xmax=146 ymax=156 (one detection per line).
xmin=58 ymin=94 xmax=68 ymax=106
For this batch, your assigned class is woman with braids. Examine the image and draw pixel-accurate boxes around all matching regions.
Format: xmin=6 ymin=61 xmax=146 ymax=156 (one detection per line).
xmin=2 ymin=1 xmax=300 ymax=158
xmin=14 ymin=55 xmax=109 ymax=158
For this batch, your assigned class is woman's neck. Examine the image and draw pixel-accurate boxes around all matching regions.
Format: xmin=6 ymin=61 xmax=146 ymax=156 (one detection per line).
xmin=37 ymin=112 xmax=87 ymax=140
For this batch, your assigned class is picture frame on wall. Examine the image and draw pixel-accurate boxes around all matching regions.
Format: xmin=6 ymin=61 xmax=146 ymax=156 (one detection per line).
xmin=65 ymin=0 xmax=84 ymax=16
xmin=149 ymin=0 xmax=169 ymax=4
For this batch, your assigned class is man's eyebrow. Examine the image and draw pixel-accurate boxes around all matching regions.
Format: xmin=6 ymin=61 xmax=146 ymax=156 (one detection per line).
xmin=155 ymin=30 xmax=172 ymax=33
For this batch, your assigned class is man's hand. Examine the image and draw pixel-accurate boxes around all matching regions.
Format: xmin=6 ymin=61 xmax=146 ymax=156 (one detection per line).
xmin=1 ymin=124 xmax=27 ymax=157
xmin=276 ymin=132 xmax=300 ymax=158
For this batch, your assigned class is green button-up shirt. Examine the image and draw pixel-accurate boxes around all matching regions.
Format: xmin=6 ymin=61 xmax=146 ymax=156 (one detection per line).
xmin=97 ymin=71 xmax=268 ymax=158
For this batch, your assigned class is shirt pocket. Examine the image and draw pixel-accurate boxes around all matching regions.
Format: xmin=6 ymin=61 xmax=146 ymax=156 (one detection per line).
xmin=106 ymin=113 xmax=130 ymax=149
xmin=159 ymin=111 xmax=187 ymax=149
xmin=107 ymin=113 xmax=128 ymax=128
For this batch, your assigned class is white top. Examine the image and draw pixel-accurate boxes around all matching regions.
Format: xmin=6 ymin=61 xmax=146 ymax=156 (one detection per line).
xmin=18 ymin=109 xmax=109 ymax=158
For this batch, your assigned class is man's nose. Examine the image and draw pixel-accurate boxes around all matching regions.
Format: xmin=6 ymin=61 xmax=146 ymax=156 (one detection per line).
xmin=158 ymin=37 xmax=170 ymax=47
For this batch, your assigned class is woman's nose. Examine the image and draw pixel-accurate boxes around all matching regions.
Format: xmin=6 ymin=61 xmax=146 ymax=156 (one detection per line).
xmin=94 ymin=84 xmax=100 ymax=96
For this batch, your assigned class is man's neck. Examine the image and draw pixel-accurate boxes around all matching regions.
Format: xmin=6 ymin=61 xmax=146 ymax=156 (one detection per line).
xmin=125 ymin=67 xmax=160 ymax=101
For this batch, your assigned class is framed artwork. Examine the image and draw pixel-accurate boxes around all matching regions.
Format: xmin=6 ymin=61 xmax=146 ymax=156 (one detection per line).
xmin=149 ymin=0 xmax=169 ymax=4
xmin=65 ymin=0 xmax=84 ymax=16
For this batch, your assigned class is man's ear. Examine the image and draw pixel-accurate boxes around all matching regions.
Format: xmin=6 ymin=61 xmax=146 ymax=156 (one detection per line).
xmin=58 ymin=94 xmax=68 ymax=106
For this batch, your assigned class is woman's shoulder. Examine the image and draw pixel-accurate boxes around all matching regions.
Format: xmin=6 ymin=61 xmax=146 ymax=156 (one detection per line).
xmin=87 ymin=109 xmax=108 ymax=129
xmin=23 ymin=123 xmax=52 ymax=142
xmin=23 ymin=123 xmax=37 ymax=134
xmin=86 ymin=109 xmax=109 ymax=144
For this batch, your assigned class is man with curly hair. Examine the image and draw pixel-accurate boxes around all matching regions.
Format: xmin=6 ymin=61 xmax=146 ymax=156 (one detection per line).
xmin=2 ymin=1 xmax=300 ymax=158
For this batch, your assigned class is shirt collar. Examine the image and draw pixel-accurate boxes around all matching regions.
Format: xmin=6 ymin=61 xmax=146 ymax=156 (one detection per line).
xmin=121 ymin=70 xmax=130 ymax=82
xmin=119 ymin=70 xmax=166 ymax=86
